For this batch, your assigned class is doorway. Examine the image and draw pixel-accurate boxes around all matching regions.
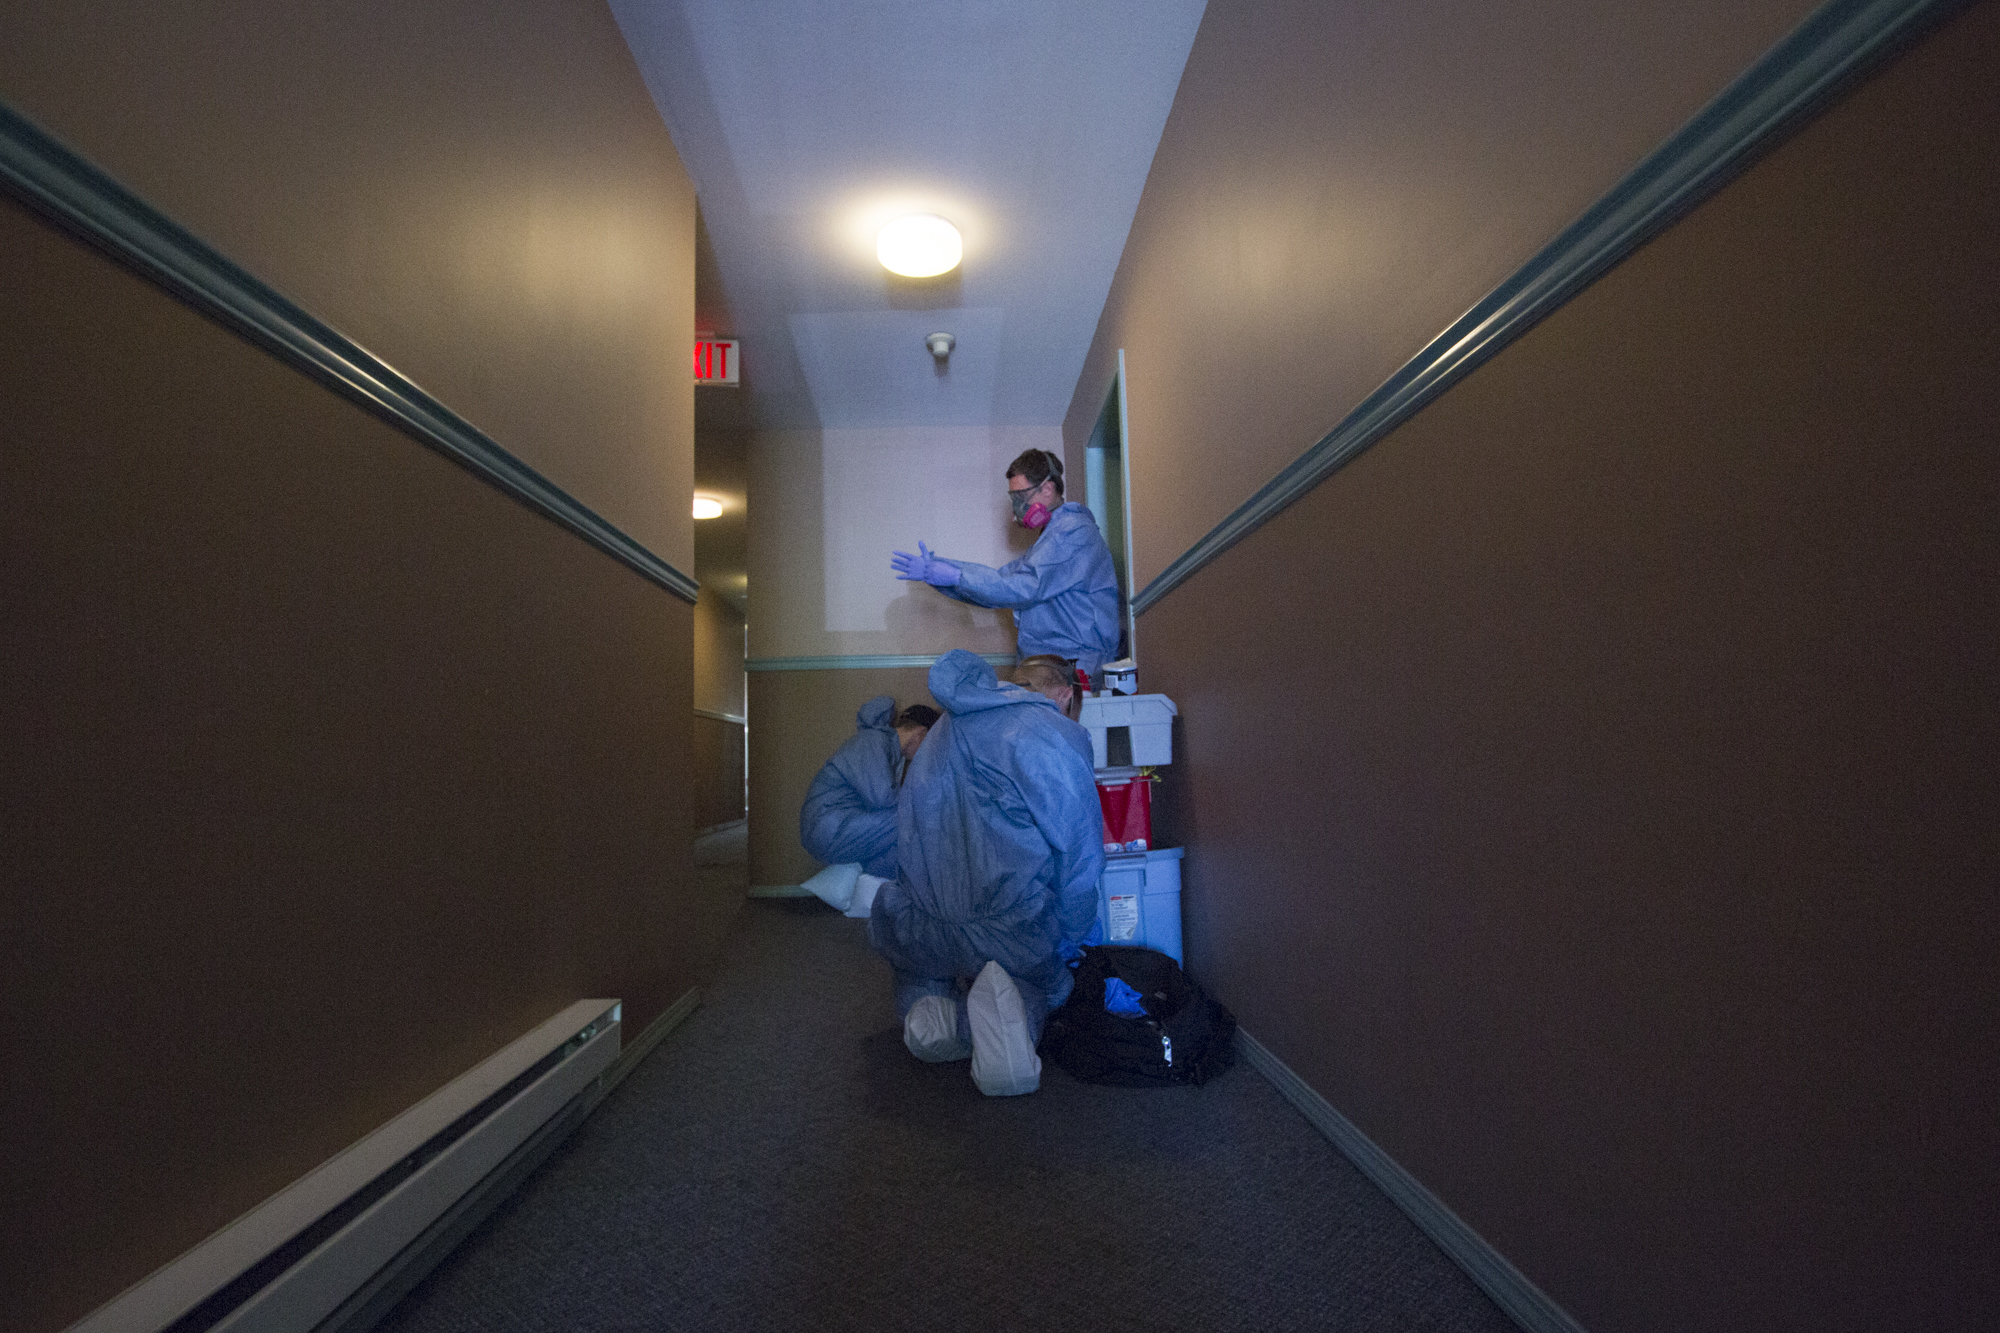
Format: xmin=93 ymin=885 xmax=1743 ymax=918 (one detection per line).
xmin=1084 ymin=350 xmax=1138 ymax=664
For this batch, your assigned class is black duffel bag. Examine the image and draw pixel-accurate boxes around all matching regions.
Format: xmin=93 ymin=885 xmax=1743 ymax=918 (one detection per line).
xmin=1040 ymin=945 xmax=1237 ymax=1087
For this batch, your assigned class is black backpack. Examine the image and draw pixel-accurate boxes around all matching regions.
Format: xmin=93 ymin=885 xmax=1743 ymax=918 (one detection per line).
xmin=1040 ymin=945 xmax=1237 ymax=1087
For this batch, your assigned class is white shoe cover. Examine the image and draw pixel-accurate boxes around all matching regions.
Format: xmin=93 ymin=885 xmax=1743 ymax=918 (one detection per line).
xmin=903 ymin=995 xmax=972 ymax=1063
xmin=968 ymin=961 xmax=1042 ymax=1096
xmin=845 ymin=873 xmax=888 ymax=919
xmin=801 ymin=862 xmax=860 ymax=911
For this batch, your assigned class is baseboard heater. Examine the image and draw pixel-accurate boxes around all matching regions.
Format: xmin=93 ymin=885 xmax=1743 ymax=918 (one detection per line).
xmin=66 ymin=999 xmax=624 ymax=1333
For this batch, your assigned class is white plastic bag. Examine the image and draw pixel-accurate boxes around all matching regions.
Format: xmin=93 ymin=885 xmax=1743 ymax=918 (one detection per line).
xmin=801 ymin=861 xmax=861 ymax=911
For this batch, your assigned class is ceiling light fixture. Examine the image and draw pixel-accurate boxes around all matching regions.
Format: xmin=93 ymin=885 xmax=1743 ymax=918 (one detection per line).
xmin=877 ymin=214 xmax=962 ymax=277
xmin=692 ymin=495 xmax=724 ymax=520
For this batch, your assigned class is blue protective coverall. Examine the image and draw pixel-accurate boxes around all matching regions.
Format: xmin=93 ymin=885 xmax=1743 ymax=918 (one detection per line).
xmin=937 ymin=502 xmax=1121 ymax=677
xmin=869 ymin=650 xmax=1106 ymax=1034
xmin=798 ymin=695 xmax=902 ymax=880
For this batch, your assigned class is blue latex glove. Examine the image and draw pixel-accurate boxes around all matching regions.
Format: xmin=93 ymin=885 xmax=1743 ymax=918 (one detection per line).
xmin=1104 ymin=977 xmax=1149 ymax=1016
xmin=889 ymin=541 xmax=961 ymax=587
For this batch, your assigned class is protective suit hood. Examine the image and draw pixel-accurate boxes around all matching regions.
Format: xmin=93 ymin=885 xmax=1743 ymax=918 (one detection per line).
xmin=925 ymin=649 xmax=1058 ymax=718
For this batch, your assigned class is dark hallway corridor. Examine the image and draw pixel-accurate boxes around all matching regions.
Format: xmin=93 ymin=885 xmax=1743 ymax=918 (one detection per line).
xmin=7 ymin=2 xmax=1998 ymax=1330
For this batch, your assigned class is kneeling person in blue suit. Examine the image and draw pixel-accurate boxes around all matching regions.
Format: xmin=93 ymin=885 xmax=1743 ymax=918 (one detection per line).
xmin=869 ymin=650 xmax=1104 ymax=1096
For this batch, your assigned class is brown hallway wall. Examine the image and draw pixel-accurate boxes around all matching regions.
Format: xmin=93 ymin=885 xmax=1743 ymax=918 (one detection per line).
xmin=0 ymin=0 xmax=695 ymax=568
xmin=0 ymin=6 xmax=700 ymax=1331
xmin=1061 ymin=0 xmax=1821 ymax=585
xmin=1072 ymin=4 xmax=2000 ymax=1332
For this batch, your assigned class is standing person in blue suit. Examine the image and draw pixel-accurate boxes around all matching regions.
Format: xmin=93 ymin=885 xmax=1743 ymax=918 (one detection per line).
xmin=889 ymin=448 xmax=1122 ymax=680
xmin=798 ymin=697 xmax=937 ymax=917
xmin=869 ymin=650 xmax=1104 ymax=1096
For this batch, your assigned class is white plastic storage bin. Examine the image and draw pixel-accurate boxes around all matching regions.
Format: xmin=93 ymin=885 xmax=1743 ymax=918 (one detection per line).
xmin=1091 ymin=846 xmax=1185 ymax=963
xmin=1078 ymin=693 xmax=1177 ymax=769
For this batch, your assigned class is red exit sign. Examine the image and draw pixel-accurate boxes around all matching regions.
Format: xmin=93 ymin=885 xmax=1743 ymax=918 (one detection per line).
xmin=694 ymin=336 xmax=739 ymax=386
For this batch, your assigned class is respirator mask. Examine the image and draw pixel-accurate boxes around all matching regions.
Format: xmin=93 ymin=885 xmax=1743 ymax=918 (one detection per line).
xmin=1009 ymin=488 xmax=1052 ymax=530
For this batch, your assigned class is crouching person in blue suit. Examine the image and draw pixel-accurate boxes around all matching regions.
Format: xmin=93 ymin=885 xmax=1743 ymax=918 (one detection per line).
xmin=870 ymin=650 xmax=1104 ymax=1096
xmin=799 ymin=696 xmax=937 ymax=917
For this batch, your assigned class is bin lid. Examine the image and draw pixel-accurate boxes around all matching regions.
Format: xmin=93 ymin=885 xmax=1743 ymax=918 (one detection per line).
xmin=1104 ymin=845 xmax=1184 ymax=862
xmin=1078 ymin=693 xmax=1177 ymax=724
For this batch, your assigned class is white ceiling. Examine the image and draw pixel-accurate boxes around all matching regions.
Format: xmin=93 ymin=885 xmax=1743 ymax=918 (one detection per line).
xmin=610 ymin=0 xmax=1208 ymax=432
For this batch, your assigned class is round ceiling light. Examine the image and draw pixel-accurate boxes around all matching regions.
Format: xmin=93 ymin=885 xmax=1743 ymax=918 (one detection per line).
xmin=692 ymin=495 xmax=724 ymax=520
xmin=877 ymin=214 xmax=962 ymax=277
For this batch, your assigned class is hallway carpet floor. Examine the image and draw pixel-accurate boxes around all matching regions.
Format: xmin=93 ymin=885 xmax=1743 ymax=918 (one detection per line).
xmin=375 ymin=896 xmax=1517 ymax=1333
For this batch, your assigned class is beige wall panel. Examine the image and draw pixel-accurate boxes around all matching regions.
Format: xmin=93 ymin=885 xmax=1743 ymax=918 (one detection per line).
xmin=1066 ymin=0 xmax=1821 ymax=589
xmin=1137 ymin=8 xmax=2000 ymax=1331
xmin=0 ymin=0 xmax=696 ymax=568
xmin=747 ymin=426 xmax=1066 ymax=659
xmin=747 ymin=668 xmax=938 ymax=888
xmin=0 ymin=199 xmax=701 ymax=1333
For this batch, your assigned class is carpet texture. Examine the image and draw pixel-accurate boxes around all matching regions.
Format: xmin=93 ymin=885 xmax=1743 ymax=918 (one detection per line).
xmin=375 ymin=894 xmax=1517 ymax=1332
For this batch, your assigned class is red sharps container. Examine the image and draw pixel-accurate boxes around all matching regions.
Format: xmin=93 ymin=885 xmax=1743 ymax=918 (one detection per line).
xmin=1095 ymin=773 xmax=1155 ymax=852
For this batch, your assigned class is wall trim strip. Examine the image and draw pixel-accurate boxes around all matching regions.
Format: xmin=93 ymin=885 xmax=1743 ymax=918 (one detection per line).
xmin=746 ymin=653 xmax=1017 ymax=672
xmin=0 ymin=100 xmax=699 ymax=605
xmin=1235 ymin=1028 xmax=1590 ymax=1333
xmin=1130 ymin=0 xmax=1963 ymax=615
